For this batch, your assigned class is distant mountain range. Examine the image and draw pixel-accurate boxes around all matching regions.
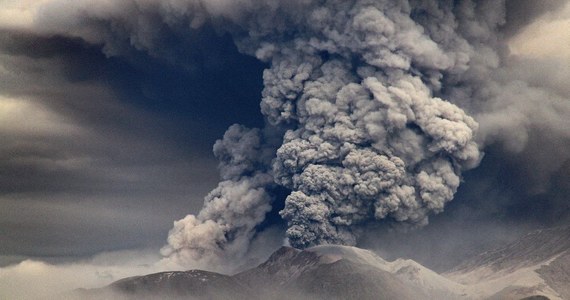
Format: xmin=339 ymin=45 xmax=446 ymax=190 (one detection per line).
xmin=78 ymin=226 xmax=570 ymax=300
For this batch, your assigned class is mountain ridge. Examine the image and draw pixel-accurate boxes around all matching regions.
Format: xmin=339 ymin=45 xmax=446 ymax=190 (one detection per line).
xmin=449 ymin=226 xmax=570 ymax=275
xmin=446 ymin=225 xmax=570 ymax=300
xmin=77 ymin=226 xmax=570 ymax=300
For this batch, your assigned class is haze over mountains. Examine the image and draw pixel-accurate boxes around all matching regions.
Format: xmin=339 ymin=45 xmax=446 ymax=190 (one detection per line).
xmin=76 ymin=226 xmax=570 ymax=300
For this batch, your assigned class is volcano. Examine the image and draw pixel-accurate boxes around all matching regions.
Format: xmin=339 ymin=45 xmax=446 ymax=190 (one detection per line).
xmin=78 ymin=226 xmax=570 ymax=300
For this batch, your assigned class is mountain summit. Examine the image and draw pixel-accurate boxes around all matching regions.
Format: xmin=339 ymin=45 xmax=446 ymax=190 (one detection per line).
xmin=79 ymin=226 xmax=570 ymax=300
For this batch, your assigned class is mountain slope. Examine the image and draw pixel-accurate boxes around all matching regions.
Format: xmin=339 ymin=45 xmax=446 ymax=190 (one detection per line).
xmin=109 ymin=270 xmax=253 ymax=299
xmin=83 ymin=245 xmax=466 ymax=300
xmin=450 ymin=226 xmax=570 ymax=274
xmin=288 ymin=259 xmax=425 ymax=300
xmin=446 ymin=226 xmax=570 ymax=300
xmin=76 ymin=270 xmax=254 ymax=300
xmin=536 ymin=251 xmax=570 ymax=300
xmin=302 ymin=245 xmax=469 ymax=299
xmin=79 ymin=226 xmax=570 ymax=300
xmin=234 ymin=245 xmax=450 ymax=299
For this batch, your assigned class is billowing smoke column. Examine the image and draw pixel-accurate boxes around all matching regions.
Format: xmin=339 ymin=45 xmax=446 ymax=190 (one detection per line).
xmin=162 ymin=124 xmax=283 ymax=267
xmin=8 ymin=0 xmax=570 ymax=270
xmin=161 ymin=0 xmax=485 ymax=266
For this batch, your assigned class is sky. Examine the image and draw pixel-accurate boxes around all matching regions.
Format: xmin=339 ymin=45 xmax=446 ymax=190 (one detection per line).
xmin=0 ymin=15 xmax=267 ymax=265
xmin=0 ymin=0 xmax=570 ymax=298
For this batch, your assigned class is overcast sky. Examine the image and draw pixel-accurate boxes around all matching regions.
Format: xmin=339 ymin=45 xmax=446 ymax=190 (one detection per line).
xmin=0 ymin=14 xmax=268 ymax=265
xmin=0 ymin=1 xmax=569 ymax=290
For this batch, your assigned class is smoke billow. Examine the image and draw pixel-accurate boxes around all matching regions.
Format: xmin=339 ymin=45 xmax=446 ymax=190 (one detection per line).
xmin=160 ymin=124 xmax=282 ymax=268
xmin=23 ymin=0 xmax=570 ymax=269
xmin=163 ymin=0 xmax=484 ymax=263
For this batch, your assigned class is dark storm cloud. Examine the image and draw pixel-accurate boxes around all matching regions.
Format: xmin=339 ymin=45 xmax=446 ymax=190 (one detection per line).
xmin=365 ymin=48 xmax=570 ymax=273
xmin=0 ymin=25 xmax=267 ymax=262
xmin=361 ymin=140 xmax=570 ymax=272
xmin=0 ymin=28 xmax=266 ymax=137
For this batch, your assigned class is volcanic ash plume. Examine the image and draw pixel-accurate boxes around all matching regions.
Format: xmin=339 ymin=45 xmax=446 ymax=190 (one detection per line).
xmin=31 ymin=0 xmax=540 ymax=268
xmin=159 ymin=0 xmax=484 ymax=266
xmin=160 ymin=124 xmax=281 ymax=268
xmin=6 ymin=0 xmax=570 ymax=270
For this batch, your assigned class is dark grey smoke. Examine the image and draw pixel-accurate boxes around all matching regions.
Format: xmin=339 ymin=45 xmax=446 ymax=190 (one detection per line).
xmin=23 ymin=0 xmax=570 ymax=269
xmin=160 ymin=0 xmax=483 ymax=265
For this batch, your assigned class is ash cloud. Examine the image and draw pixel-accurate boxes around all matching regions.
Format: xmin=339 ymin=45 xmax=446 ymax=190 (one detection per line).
xmin=2 ymin=0 xmax=570 ymax=272
xmin=157 ymin=0 xmax=484 ymax=264
xmin=160 ymin=125 xmax=282 ymax=269
xmin=176 ymin=0 xmax=569 ymax=265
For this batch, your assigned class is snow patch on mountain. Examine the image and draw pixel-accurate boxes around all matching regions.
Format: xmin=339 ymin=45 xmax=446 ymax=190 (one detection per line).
xmin=308 ymin=245 xmax=470 ymax=299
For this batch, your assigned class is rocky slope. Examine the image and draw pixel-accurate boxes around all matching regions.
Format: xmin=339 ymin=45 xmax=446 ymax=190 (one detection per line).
xmin=446 ymin=226 xmax=570 ymax=300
